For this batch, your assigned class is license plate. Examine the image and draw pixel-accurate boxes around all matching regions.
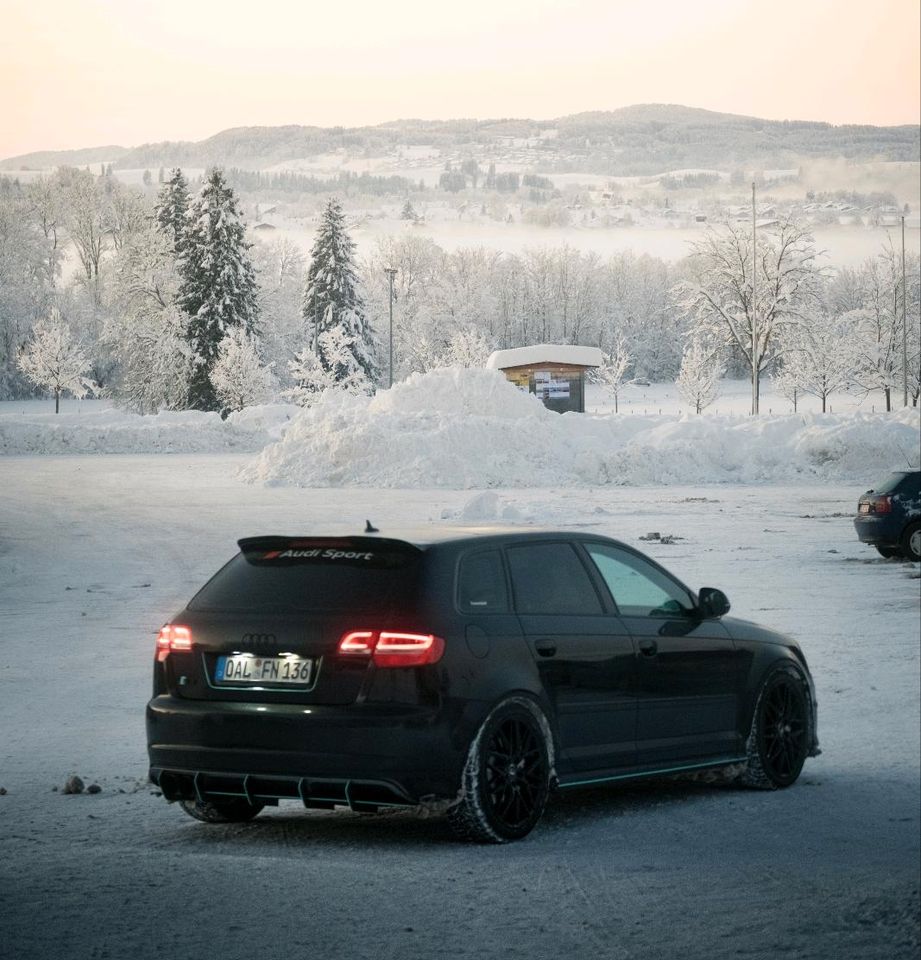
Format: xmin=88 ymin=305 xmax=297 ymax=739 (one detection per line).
xmin=215 ymin=654 xmax=314 ymax=686
xmin=858 ymin=503 xmax=871 ymax=514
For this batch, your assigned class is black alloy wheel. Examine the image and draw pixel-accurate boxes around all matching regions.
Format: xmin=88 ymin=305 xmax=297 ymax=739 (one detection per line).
xmin=448 ymin=699 xmax=551 ymax=842
xmin=752 ymin=672 xmax=809 ymax=788
xmin=483 ymin=716 xmax=548 ymax=833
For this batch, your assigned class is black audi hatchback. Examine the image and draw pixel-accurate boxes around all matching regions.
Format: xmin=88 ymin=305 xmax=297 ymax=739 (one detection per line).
xmin=147 ymin=531 xmax=820 ymax=842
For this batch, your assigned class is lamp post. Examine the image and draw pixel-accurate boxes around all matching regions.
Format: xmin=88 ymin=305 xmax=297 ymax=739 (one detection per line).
xmin=751 ymin=180 xmax=758 ymax=416
xmin=385 ymin=267 xmax=397 ymax=388
xmin=902 ymin=215 xmax=908 ymax=407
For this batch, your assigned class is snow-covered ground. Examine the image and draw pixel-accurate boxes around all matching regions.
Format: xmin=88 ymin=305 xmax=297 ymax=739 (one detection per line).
xmin=0 ymin=455 xmax=918 ymax=959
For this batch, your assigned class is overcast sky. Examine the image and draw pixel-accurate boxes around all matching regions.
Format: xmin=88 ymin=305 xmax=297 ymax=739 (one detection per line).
xmin=1 ymin=0 xmax=918 ymax=159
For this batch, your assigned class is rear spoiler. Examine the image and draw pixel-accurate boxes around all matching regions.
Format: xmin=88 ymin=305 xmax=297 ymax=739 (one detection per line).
xmin=237 ymin=536 xmax=424 ymax=567
xmin=237 ymin=536 xmax=422 ymax=555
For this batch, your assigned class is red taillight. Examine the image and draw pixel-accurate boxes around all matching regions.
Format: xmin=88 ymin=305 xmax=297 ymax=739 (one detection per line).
xmin=156 ymin=624 xmax=192 ymax=662
xmin=873 ymin=495 xmax=892 ymax=514
xmin=337 ymin=630 xmax=445 ymax=668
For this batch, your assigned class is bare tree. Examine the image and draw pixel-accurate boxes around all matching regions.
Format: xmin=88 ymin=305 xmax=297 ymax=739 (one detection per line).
xmin=678 ymin=218 xmax=821 ymax=413
xmin=594 ymin=335 xmax=632 ymax=413
xmin=58 ymin=168 xmax=108 ymax=284
xmin=676 ymin=337 xmax=723 ymax=414
xmin=17 ymin=308 xmax=94 ymax=413
xmin=776 ymin=306 xmax=856 ymax=413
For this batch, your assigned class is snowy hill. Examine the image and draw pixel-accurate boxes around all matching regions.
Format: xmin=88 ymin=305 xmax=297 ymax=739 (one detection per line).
xmin=3 ymin=105 xmax=917 ymax=175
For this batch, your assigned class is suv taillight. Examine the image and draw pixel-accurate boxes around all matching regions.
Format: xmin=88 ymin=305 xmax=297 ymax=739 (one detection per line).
xmin=338 ymin=630 xmax=445 ymax=668
xmin=156 ymin=625 xmax=192 ymax=662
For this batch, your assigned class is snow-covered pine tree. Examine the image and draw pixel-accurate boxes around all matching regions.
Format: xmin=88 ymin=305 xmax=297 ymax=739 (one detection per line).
xmin=154 ymin=169 xmax=190 ymax=256
xmin=676 ymin=337 xmax=723 ymax=414
xmin=17 ymin=308 xmax=95 ymax=413
xmin=303 ymin=197 xmax=378 ymax=384
xmin=178 ymin=168 xmax=259 ymax=410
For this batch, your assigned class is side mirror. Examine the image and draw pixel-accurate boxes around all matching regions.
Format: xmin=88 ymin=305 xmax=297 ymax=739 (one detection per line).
xmin=698 ymin=587 xmax=730 ymax=618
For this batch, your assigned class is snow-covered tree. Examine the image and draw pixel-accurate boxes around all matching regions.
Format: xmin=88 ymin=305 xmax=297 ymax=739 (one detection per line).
xmin=210 ymin=328 xmax=275 ymax=413
xmin=154 ymin=169 xmax=189 ymax=256
xmin=178 ymin=168 xmax=259 ymax=410
xmin=678 ymin=218 xmax=821 ymax=414
xmin=0 ymin=190 xmax=56 ymax=397
xmin=252 ymin=237 xmax=306 ymax=386
xmin=57 ymin=167 xmax=107 ymax=285
xmin=594 ymin=336 xmax=632 ymax=413
xmin=286 ymin=325 xmax=370 ymax=406
xmin=17 ymin=308 xmax=94 ymax=413
xmin=440 ymin=327 xmax=493 ymax=368
xmin=303 ymin=197 xmax=378 ymax=383
xmin=676 ymin=337 xmax=723 ymax=414
xmin=775 ymin=306 xmax=856 ymax=413
xmin=837 ymin=245 xmax=921 ymax=411
xmin=286 ymin=346 xmax=335 ymax=406
xmin=105 ymin=225 xmax=192 ymax=413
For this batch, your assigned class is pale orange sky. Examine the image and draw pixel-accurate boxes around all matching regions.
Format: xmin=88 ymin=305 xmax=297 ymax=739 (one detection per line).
xmin=0 ymin=0 xmax=918 ymax=159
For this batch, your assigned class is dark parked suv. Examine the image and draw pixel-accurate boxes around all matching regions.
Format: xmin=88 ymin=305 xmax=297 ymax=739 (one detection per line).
xmin=147 ymin=531 xmax=820 ymax=842
xmin=854 ymin=469 xmax=921 ymax=561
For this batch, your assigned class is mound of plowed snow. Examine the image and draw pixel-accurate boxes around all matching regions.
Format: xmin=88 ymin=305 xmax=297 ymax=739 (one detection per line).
xmin=242 ymin=368 xmax=921 ymax=488
xmin=0 ymin=403 xmax=298 ymax=455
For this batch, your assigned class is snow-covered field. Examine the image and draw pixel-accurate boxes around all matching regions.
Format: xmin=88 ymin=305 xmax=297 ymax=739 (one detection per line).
xmin=1 ymin=453 xmax=919 ymax=959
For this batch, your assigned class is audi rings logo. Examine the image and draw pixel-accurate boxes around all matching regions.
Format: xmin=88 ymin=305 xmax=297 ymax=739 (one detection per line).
xmin=242 ymin=633 xmax=277 ymax=646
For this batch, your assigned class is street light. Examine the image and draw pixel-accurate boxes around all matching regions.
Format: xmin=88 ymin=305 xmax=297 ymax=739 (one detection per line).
xmin=385 ymin=267 xmax=397 ymax=388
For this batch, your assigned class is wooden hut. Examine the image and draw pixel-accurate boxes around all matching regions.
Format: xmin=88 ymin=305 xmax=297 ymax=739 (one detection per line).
xmin=487 ymin=344 xmax=603 ymax=414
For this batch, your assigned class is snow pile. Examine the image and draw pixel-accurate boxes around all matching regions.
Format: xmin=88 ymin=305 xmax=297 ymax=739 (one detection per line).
xmin=443 ymin=491 xmax=535 ymax=523
xmin=243 ymin=367 xmax=921 ymax=488
xmin=0 ymin=403 xmax=299 ymax=455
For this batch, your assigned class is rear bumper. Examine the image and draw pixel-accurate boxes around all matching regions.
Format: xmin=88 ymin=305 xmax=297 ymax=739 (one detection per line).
xmin=146 ymin=695 xmax=470 ymax=803
xmin=853 ymin=514 xmax=902 ymax=546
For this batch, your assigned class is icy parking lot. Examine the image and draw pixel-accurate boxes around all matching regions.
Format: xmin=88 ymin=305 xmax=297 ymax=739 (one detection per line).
xmin=1 ymin=455 xmax=919 ymax=959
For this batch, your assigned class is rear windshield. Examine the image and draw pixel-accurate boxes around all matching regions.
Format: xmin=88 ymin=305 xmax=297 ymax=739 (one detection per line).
xmin=872 ymin=472 xmax=920 ymax=496
xmin=188 ymin=542 xmax=421 ymax=612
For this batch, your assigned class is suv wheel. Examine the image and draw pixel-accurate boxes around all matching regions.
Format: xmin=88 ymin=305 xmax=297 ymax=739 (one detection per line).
xmin=875 ymin=545 xmax=903 ymax=559
xmin=901 ymin=522 xmax=921 ymax=562
xmin=447 ymin=698 xmax=552 ymax=843
xmin=179 ymin=798 xmax=265 ymax=823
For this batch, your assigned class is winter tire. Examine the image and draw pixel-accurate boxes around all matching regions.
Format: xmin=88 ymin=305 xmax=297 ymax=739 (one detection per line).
xmin=901 ymin=522 xmax=921 ymax=563
xmin=739 ymin=666 xmax=811 ymax=789
xmin=179 ymin=798 xmax=265 ymax=823
xmin=447 ymin=697 xmax=552 ymax=843
xmin=875 ymin=545 xmax=903 ymax=559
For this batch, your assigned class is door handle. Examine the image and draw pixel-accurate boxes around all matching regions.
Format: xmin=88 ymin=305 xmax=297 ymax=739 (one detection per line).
xmin=534 ymin=640 xmax=557 ymax=658
xmin=639 ymin=640 xmax=658 ymax=657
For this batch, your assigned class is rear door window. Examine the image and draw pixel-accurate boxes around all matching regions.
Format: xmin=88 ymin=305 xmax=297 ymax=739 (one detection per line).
xmin=873 ymin=472 xmax=919 ymax=496
xmin=506 ymin=543 xmax=603 ymax=615
xmin=457 ymin=550 xmax=509 ymax=613
xmin=188 ymin=540 xmax=420 ymax=612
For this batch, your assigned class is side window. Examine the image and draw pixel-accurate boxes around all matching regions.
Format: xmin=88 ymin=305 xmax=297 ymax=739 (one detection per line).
xmin=457 ymin=550 xmax=509 ymax=613
xmin=506 ymin=543 xmax=603 ymax=615
xmin=585 ymin=544 xmax=694 ymax=618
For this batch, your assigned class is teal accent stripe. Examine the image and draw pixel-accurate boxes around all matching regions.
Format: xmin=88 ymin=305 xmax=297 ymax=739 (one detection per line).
xmin=559 ymin=756 xmax=748 ymax=789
